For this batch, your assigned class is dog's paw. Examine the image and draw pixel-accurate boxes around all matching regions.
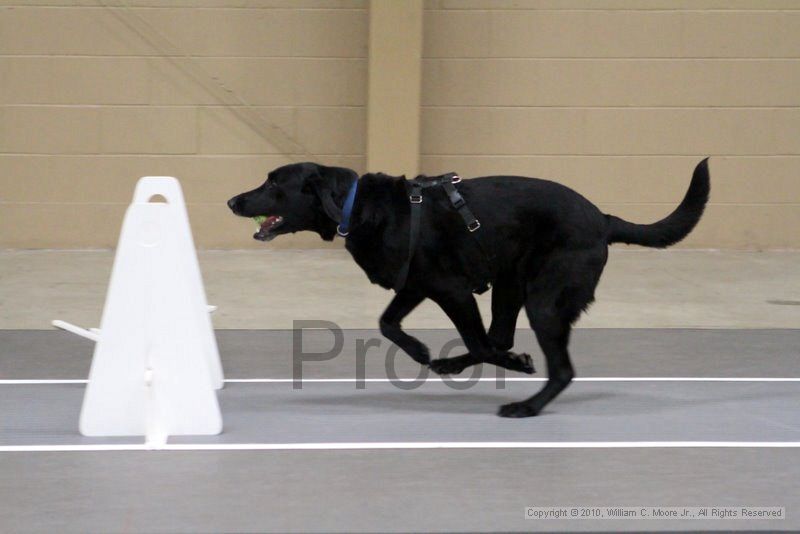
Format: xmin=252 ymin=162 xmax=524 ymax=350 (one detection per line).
xmin=497 ymin=401 xmax=541 ymax=418
xmin=429 ymin=357 xmax=469 ymax=375
xmin=412 ymin=344 xmax=431 ymax=366
xmin=505 ymin=352 xmax=535 ymax=374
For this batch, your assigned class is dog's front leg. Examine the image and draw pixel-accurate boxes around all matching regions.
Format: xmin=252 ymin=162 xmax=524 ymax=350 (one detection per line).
xmin=487 ymin=272 xmax=525 ymax=351
xmin=428 ymin=289 xmax=534 ymax=375
xmin=378 ymin=289 xmax=431 ymax=365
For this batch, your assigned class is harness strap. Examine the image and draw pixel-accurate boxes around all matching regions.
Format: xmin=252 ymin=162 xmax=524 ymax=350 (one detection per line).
xmin=394 ymin=181 xmax=423 ymax=292
xmin=441 ymin=179 xmax=494 ymax=293
xmin=394 ymin=174 xmax=494 ymax=294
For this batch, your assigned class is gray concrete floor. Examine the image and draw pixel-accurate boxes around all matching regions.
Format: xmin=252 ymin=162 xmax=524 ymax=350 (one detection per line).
xmin=3 ymin=448 xmax=796 ymax=533
xmin=5 ymin=379 xmax=800 ymax=446
xmin=1 ymin=249 xmax=799 ymax=533
xmin=1 ymin=249 xmax=799 ymax=330
xmin=2 ymin=328 xmax=800 ymax=532
xmin=3 ymin=329 xmax=799 ymax=447
xmin=4 ymin=328 xmax=798 ymax=381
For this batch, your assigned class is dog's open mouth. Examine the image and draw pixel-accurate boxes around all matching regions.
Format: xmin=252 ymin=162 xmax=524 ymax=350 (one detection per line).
xmin=252 ymin=215 xmax=284 ymax=241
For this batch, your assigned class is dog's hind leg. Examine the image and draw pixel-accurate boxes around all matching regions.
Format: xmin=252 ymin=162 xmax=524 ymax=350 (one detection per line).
xmin=379 ymin=289 xmax=430 ymax=365
xmin=427 ymin=288 xmax=534 ymax=375
xmin=498 ymin=247 xmax=606 ymax=417
xmin=498 ymin=304 xmax=575 ymax=417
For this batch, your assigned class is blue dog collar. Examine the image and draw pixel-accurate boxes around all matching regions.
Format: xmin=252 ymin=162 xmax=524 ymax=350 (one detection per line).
xmin=337 ymin=178 xmax=358 ymax=237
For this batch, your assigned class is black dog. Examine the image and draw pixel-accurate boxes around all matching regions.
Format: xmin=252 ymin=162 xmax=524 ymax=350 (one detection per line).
xmin=228 ymin=160 xmax=710 ymax=417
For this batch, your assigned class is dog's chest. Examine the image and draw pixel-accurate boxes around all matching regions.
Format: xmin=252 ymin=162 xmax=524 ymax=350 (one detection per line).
xmin=345 ymin=235 xmax=402 ymax=290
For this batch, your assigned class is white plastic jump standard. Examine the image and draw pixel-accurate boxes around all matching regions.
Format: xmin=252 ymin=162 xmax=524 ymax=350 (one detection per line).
xmin=54 ymin=177 xmax=223 ymax=445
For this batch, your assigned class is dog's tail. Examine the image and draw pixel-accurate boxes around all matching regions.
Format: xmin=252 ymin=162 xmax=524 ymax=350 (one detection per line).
xmin=605 ymin=158 xmax=710 ymax=248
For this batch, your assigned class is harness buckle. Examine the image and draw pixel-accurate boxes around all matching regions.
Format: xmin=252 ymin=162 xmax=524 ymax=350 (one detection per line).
xmin=410 ymin=194 xmax=423 ymax=204
xmin=468 ymin=220 xmax=481 ymax=232
xmin=451 ymin=175 xmax=462 ymax=184
xmin=336 ymin=225 xmax=349 ymax=237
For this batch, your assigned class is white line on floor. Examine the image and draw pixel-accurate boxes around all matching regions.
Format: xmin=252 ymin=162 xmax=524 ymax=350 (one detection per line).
xmin=1 ymin=441 xmax=800 ymax=453
xmin=2 ymin=377 xmax=800 ymax=385
xmin=227 ymin=377 xmax=800 ymax=383
xmin=0 ymin=379 xmax=88 ymax=384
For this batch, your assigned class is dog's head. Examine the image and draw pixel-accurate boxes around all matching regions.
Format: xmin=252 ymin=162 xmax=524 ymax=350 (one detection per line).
xmin=227 ymin=162 xmax=358 ymax=242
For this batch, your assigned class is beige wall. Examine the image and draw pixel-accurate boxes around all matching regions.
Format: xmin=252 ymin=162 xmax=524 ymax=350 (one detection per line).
xmin=367 ymin=0 xmax=422 ymax=177
xmin=1 ymin=1 xmax=799 ymax=249
xmin=0 ymin=0 xmax=367 ymax=248
xmin=421 ymin=0 xmax=800 ymax=248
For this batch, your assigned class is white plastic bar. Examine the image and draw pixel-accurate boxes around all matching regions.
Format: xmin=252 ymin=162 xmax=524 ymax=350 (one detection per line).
xmin=51 ymin=320 xmax=100 ymax=343
xmin=55 ymin=305 xmax=213 ymax=344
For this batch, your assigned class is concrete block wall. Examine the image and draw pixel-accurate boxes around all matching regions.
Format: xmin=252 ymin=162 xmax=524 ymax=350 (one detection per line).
xmin=421 ymin=0 xmax=800 ymax=248
xmin=0 ymin=0 xmax=367 ymax=248
xmin=2 ymin=0 xmax=799 ymax=249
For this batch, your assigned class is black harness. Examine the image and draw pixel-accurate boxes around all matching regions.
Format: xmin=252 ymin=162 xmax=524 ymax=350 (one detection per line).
xmin=394 ymin=173 xmax=494 ymax=294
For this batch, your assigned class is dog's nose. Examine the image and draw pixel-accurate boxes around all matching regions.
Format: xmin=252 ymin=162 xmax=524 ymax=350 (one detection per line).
xmin=227 ymin=197 xmax=238 ymax=211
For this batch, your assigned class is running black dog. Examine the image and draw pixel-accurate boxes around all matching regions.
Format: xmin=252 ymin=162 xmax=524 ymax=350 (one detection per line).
xmin=228 ymin=160 xmax=710 ymax=417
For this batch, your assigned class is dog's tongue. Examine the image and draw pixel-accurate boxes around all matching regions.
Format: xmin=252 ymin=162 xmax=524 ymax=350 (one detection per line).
xmin=253 ymin=215 xmax=280 ymax=230
xmin=253 ymin=215 xmax=283 ymax=241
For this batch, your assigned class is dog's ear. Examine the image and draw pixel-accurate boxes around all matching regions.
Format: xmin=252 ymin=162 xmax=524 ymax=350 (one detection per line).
xmin=305 ymin=165 xmax=342 ymax=223
xmin=303 ymin=164 xmax=357 ymax=223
